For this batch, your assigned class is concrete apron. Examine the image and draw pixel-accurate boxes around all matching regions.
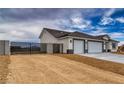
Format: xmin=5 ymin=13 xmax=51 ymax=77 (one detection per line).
xmin=79 ymin=53 xmax=124 ymax=64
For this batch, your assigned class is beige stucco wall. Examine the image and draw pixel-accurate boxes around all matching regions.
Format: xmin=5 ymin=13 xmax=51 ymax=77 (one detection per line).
xmin=0 ymin=40 xmax=10 ymax=55
xmin=40 ymin=30 xmax=70 ymax=53
xmin=0 ymin=41 xmax=5 ymax=55
xmin=68 ymin=38 xmax=73 ymax=50
xmin=108 ymin=41 xmax=118 ymax=52
xmin=40 ymin=30 xmax=58 ymax=43
xmin=47 ymin=44 xmax=53 ymax=53
xmin=59 ymin=38 xmax=69 ymax=53
xmin=5 ymin=41 xmax=10 ymax=55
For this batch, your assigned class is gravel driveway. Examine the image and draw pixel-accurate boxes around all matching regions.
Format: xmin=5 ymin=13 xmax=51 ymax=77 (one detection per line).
xmin=80 ymin=53 xmax=124 ymax=64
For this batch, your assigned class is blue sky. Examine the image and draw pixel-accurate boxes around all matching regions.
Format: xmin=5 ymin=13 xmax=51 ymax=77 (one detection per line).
xmin=0 ymin=8 xmax=124 ymax=45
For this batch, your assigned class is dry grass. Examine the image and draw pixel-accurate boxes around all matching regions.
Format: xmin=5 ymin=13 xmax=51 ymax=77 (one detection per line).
xmin=0 ymin=56 xmax=10 ymax=83
xmin=57 ymin=54 xmax=124 ymax=76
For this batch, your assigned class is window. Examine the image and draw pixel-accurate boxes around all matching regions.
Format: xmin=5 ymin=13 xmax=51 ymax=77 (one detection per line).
xmin=112 ymin=43 xmax=116 ymax=49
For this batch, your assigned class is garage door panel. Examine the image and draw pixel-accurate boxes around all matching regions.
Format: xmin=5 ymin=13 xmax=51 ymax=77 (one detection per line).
xmin=74 ymin=40 xmax=84 ymax=54
xmin=88 ymin=41 xmax=102 ymax=53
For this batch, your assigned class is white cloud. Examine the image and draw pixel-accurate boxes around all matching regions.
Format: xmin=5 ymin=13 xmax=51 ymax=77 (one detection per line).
xmin=71 ymin=17 xmax=82 ymax=25
xmin=109 ymin=32 xmax=124 ymax=38
xmin=99 ymin=9 xmax=117 ymax=25
xmin=71 ymin=16 xmax=91 ymax=25
xmin=0 ymin=20 xmax=61 ymax=41
xmin=116 ymin=17 xmax=124 ymax=23
xmin=99 ymin=17 xmax=114 ymax=25
xmin=70 ymin=16 xmax=92 ymax=29
xmin=90 ymin=29 xmax=107 ymax=36
xmin=0 ymin=33 xmax=11 ymax=40
xmin=56 ymin=16 xmax=93 ymax=31
xmin=72 ymin=24 xmax=88 ymax=29
xmin=119 ymin=41 xmax=124 ymax=46
xmin=105 ymin=9 xmax=116 ymax=17
xmin=10 ymin=30 xmax=25 ymax=37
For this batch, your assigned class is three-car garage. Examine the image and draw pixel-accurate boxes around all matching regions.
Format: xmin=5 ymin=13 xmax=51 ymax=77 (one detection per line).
xmin=73 ymin=39 xmax=103 ymax=54
xmin=88 ymin=41 xmax=103 ymax=53
xmin=74 ymin=40 xmax=84 ymax=54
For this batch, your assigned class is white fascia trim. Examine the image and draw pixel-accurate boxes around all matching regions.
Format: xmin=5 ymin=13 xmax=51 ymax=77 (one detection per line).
xmin=58 ymin=36 xmax=105 ymax=42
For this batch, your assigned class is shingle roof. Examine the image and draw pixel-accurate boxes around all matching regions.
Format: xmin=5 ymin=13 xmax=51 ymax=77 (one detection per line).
xmin=41 ymin=28 xmax=118 ymax=42
xmin=93 ymin=35 xmax=109 ymax=40
xmin=68 ymin=31 xmax=96 ymax=39
xmin=43 ymin=28 xmax=96 ymax=39
xmin=109 ymin=39 xmax=119 ymax=42
xmin=44 ymin=28 xmax=70 ymax=38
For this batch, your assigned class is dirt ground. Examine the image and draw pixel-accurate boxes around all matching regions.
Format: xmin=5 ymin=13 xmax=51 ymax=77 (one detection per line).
xmin=5 ymin=54 xmax=124 ymax=84
xmin=0 ymin=56 xmax=10 ymax=83
xmin=57 ymin=54 xmax=124 ymax=76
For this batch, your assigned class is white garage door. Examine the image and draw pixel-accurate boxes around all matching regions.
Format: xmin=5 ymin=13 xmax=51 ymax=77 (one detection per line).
xmin=74 ymin=40 xmax=84 ymax=54
xmin=88 ymin=41 xmax=103 ymax=53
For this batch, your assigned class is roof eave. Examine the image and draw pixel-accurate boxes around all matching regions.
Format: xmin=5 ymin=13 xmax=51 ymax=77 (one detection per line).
xmin=58 ymin=36 xmax=106 ymax=41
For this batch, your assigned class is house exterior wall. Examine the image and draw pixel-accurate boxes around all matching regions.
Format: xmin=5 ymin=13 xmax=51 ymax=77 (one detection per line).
xmin=47 ymin=44 xmax=53 ymax=53
xmin=40 ymin=30 xmax=58 ymax=43
xmin=0 ymin=40 xmax=10 ymax=55
xmin=68 ymin=38 xmax=73 ymax=49
xmin=40 ymin=30 xmax=70 ymax=53
xmin=59 ymin=38 xmax=69 ymax=53
xmin=108 ymin=41 xmax=118 ymax=52
xmin=40 ymin=30 xmax=118 ymax=54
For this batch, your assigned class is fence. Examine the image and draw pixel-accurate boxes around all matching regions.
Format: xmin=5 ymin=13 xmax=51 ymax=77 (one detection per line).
xmin=11 ymin=42 xmax=47 ymax=54
xmin=10 ymin=42 xmax=63 ymax=54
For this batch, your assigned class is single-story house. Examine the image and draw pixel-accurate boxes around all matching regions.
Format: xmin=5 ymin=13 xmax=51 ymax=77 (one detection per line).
xmin=39 ymin=28 xmax=119 ymax=54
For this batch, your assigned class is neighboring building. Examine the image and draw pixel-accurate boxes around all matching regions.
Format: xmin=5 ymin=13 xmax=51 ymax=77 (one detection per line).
xmin=0 ymin=40 xmax=10 ymax=55
xmin=39 ymin=28 xmax=119 ymax=54
xmin=118 ymin=45 xmax=124 ymax=52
